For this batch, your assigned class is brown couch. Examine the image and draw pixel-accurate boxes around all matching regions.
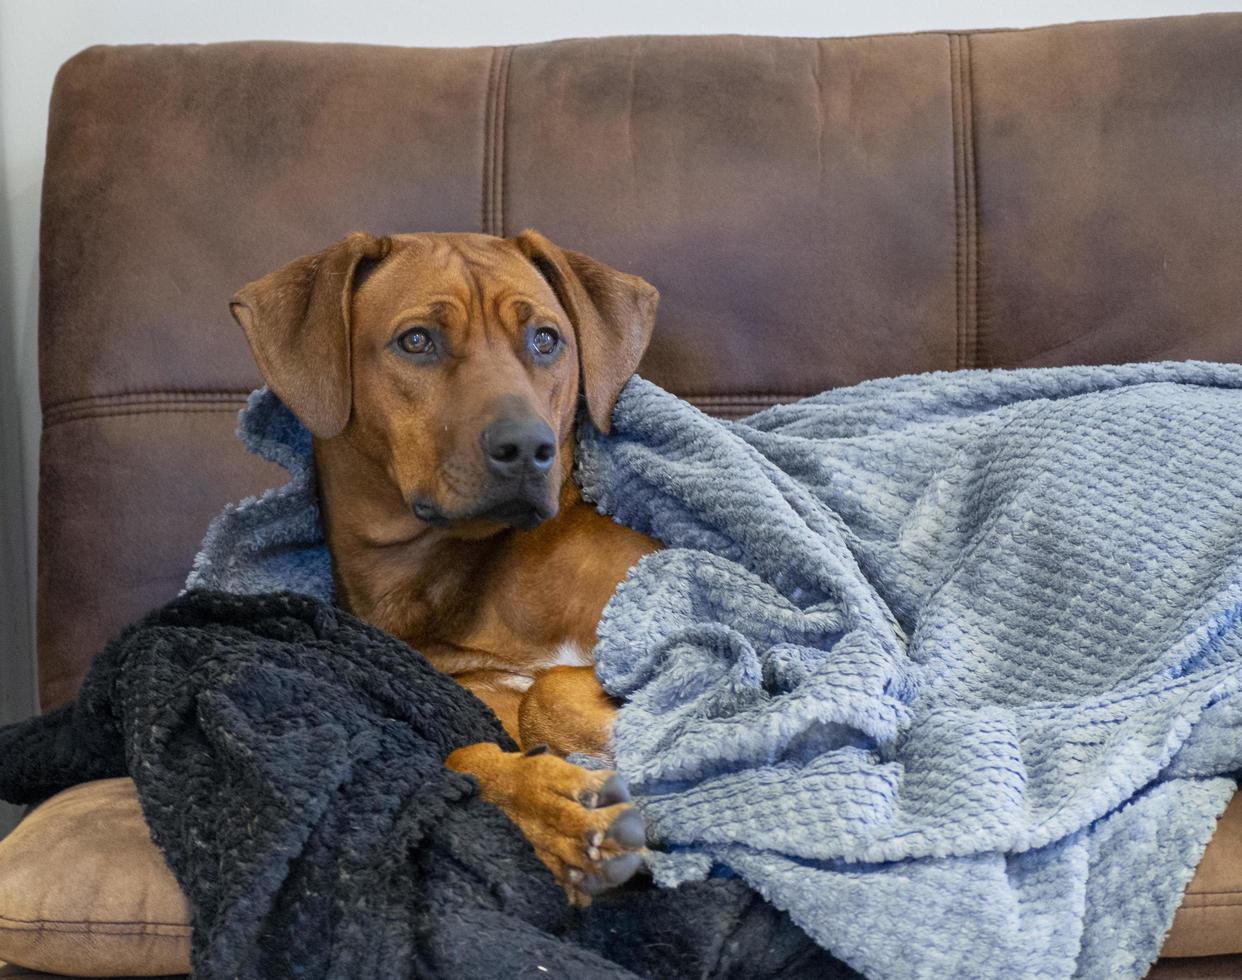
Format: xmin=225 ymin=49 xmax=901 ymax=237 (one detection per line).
xmin=8 ymin=12 xmax=1242 ymax=978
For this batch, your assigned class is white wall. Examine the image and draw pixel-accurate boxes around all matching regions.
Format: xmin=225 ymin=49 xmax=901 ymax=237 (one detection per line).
xmin=0 ymin=0 xmax=1235 ymax=828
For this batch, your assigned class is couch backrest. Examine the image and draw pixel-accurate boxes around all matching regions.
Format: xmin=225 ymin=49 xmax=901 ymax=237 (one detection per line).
xmin=37 ymin=15 xmax=1242 ymax=708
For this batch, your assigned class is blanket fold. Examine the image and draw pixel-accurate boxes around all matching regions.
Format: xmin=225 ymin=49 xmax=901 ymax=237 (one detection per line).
xmin=574 ymin=363 xmax=1242 ymax=979
xmin=0 ymin=590 xmax=851 ymax=980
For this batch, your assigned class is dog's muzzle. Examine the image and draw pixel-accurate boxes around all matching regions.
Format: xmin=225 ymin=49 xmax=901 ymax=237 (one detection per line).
xmin=412 ymin=416 xmax=558 ymax=531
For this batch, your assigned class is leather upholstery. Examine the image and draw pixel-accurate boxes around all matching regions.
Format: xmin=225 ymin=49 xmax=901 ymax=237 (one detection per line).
xmin=38 ymin=14 xmax=1242 ymax=710
xmin=38 ymin=415 xmax=284 ymax=709
xmin=33 ymin=14 xmax=1242 ymax=972
xmin=1162 ymin=794 xmax=1242 ymax=958
xmin=1146 ymin=956 xmax=1242 ymax=980
xmin=971 ymin=18 xmax=1242 ymax=369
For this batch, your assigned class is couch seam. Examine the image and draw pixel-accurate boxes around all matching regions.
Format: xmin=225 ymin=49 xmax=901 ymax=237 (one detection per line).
xmin=950 ymin=34 xmax=963 ymax=370
xmin=0 ymin=912 xmax=190 ymax=933
xmin=685 ymin=393 xmax=806 ymax=402
xmin=48 ymin=389 xmax=802 ymax=405
xmin=497 ymin=45 xmax=513 ymax=237
xmin=967 ymin=32 xmax=984 ymax=368
xmin=43 ymin=394 xmax=249 ymax=428
xmin=0 ymin=925 xmax=190 ymax=936
xmin=482 ymin=46 xmax=514 ymax=236
xmin=949 ymin=33 xmax=979 ymax=371
xmin=40 ymin=390 xmax=801 ymax=422
xmin=482 ymin=46 xmax=499 ymax=234
xmin=42 ymin=391 xmax=808 ymax=429
xmin=1178 ymin=894 xmax=1242 ymax=908
xmin=43 ymin=389 xmax=251 ymax=414
xmin=44 ymin=405 xmax=246 ymax=428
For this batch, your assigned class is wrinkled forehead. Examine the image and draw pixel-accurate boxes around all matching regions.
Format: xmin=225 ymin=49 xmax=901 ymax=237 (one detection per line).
xmin=352 ymin=233 xmax=561 ymax=322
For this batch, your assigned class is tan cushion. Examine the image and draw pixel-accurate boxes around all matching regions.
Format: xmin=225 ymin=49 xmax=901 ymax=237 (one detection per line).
xmin=1162 ymin=792 xmax=1242 ymax=958
xmin=0 ymin=779 xmax=190 ymax=977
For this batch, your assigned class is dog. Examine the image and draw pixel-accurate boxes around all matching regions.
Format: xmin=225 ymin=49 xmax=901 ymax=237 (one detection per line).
xmin=231 ymin=230 xmax=661 ymax=905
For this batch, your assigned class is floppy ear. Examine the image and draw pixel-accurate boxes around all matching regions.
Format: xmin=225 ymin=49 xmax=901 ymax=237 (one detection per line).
xmin=230 ymin=231 xmax=391 ymax=438
xmin=513 ymin=229 xmax=658 ymax=433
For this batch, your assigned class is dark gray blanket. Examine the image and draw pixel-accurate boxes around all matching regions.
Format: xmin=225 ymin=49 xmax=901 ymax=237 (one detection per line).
xmin=0 ymin=590 xmax=854 ymax=980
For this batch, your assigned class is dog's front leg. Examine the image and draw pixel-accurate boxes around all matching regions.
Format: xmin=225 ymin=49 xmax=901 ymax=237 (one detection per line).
xmin=517 ymin=665 xmax=618 ymax=760
xmin=445 ymin=742 xmax=645 ymax=905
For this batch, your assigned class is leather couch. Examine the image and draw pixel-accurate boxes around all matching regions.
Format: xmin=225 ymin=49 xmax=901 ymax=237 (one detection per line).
xmin=7 ymin=12 xmax=1241 ymax=978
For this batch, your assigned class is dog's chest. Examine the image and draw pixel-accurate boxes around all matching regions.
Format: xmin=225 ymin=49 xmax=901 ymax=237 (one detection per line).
xmin=424 ymin=638 xmax=593 ymax=691
xmin=498 ymin=640 xmax=594 ymax=691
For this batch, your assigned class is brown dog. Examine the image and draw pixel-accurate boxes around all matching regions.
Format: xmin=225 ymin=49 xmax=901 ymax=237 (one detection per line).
xmin=231 ymin=230 xmax=661 ymax=904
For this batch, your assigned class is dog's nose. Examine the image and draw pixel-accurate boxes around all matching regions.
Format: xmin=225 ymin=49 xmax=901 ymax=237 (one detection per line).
xmin=481 ymin=418 xmax=556 ymax=478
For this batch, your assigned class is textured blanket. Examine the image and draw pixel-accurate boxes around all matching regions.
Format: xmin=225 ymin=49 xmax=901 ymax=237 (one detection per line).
xmin=187 ymin=361 xmax=1242 ymax=980
xmin=0 ymin=591 xmax=851 ymax=980
xmin=577 ymin=362 xmax=1242 ymax=980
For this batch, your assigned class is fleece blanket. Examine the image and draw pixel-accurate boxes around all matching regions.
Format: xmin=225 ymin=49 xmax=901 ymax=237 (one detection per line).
xmin=0 ymin=591 xmax=851 ymax=980
xmin=187 ymin=362 xmax=1242 ymax=980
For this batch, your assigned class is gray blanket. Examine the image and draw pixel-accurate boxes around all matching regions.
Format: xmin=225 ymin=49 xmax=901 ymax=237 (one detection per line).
xmin=576 ymin=362 xmax=1242 ymax=980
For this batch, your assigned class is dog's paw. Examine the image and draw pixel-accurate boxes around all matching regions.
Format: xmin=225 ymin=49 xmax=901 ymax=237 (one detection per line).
xmin=445 ymin=742 xmax=647 ymax=906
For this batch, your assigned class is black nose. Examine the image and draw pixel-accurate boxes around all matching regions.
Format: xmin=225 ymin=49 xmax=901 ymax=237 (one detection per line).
xmin=481 ymin=418 xmax=556 ymax=478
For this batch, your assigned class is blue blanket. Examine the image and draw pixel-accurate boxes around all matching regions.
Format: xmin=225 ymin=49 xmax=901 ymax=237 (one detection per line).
xmin=191 ymin=362 xmax=1242 ymax=980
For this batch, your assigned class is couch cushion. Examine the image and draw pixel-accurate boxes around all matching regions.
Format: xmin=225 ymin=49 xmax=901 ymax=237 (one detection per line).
xmin=1161 ymin=792 xmax=1242 ymax=958
xmin=43 ymin=16 xmax=1242 ymax=712
xmin=0 ymin=780 xmax=190 ymax=977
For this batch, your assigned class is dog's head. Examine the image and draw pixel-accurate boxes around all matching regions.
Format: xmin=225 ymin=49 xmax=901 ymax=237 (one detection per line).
xmin=230 ymin=231 xmax=658 ymax=534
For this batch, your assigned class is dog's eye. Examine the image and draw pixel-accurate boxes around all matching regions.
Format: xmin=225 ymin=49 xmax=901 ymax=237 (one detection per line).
xmin=396 ymin=328 xmax=434 ymax=356
xmin=530 ymin=326 xmax=561 ymax=358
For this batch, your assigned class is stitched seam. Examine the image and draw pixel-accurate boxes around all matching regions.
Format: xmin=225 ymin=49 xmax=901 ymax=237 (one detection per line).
xmin=684 ymin=393 xmax=806 ymax=402
xmin=687 ymin=401 xmax=789 ymax=418
xmin=495 ymin=46 xmax=513 ymax=237
xmin=44 ymin=402 xmax=246 ymax=428
xmin=50 ymin=406 xmax=243 ymax=422
xmin=0 ymin=924 xmax=190 ymax=936
xmin=46 ymin=397 xmax=244 ymax=416
xmin=43 ymin=388 xmax=251 ymax=416
xmin=482 ymin=46 xmax=500 ymax=235
xmin=481 ymin=46 xmax=514 ymax=235
xmin=950 ymin=34 xmax=979 ymax=371
xmin=0 ymin=923 xmax=190 ymax=935
xmin=683 ymin=390 xmax=809 ymax=399
xmin=43 ymin=386 xmax=803 ymax=408
xmin=966 ymin=32 xmax=983 ymax=369
xmin=489 ymin=47 xmax=501 ymax=233
xmin=42 ymin=390 xmax=818 ymax=426
xmin=48 ymin=388 xmax=250 ymax=404
xmin=1180 ymin=895 xmax=1242 ymax=908
xmin=48 ymin=395 xmax=246 ymax=410
xmin=0 ymin=912 xmax=190 ymax=932
xmin=44 ymin=398 xmax=246 ymax=427
xmin=950 ymin=34 xmax=963 ymax=370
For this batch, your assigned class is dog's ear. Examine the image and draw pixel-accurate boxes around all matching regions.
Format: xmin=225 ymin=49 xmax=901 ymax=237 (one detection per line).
xmin=513 ymin=229 xmax=658 ymax=434
xmin=230 ymin=231 xmax=391 ymax=438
